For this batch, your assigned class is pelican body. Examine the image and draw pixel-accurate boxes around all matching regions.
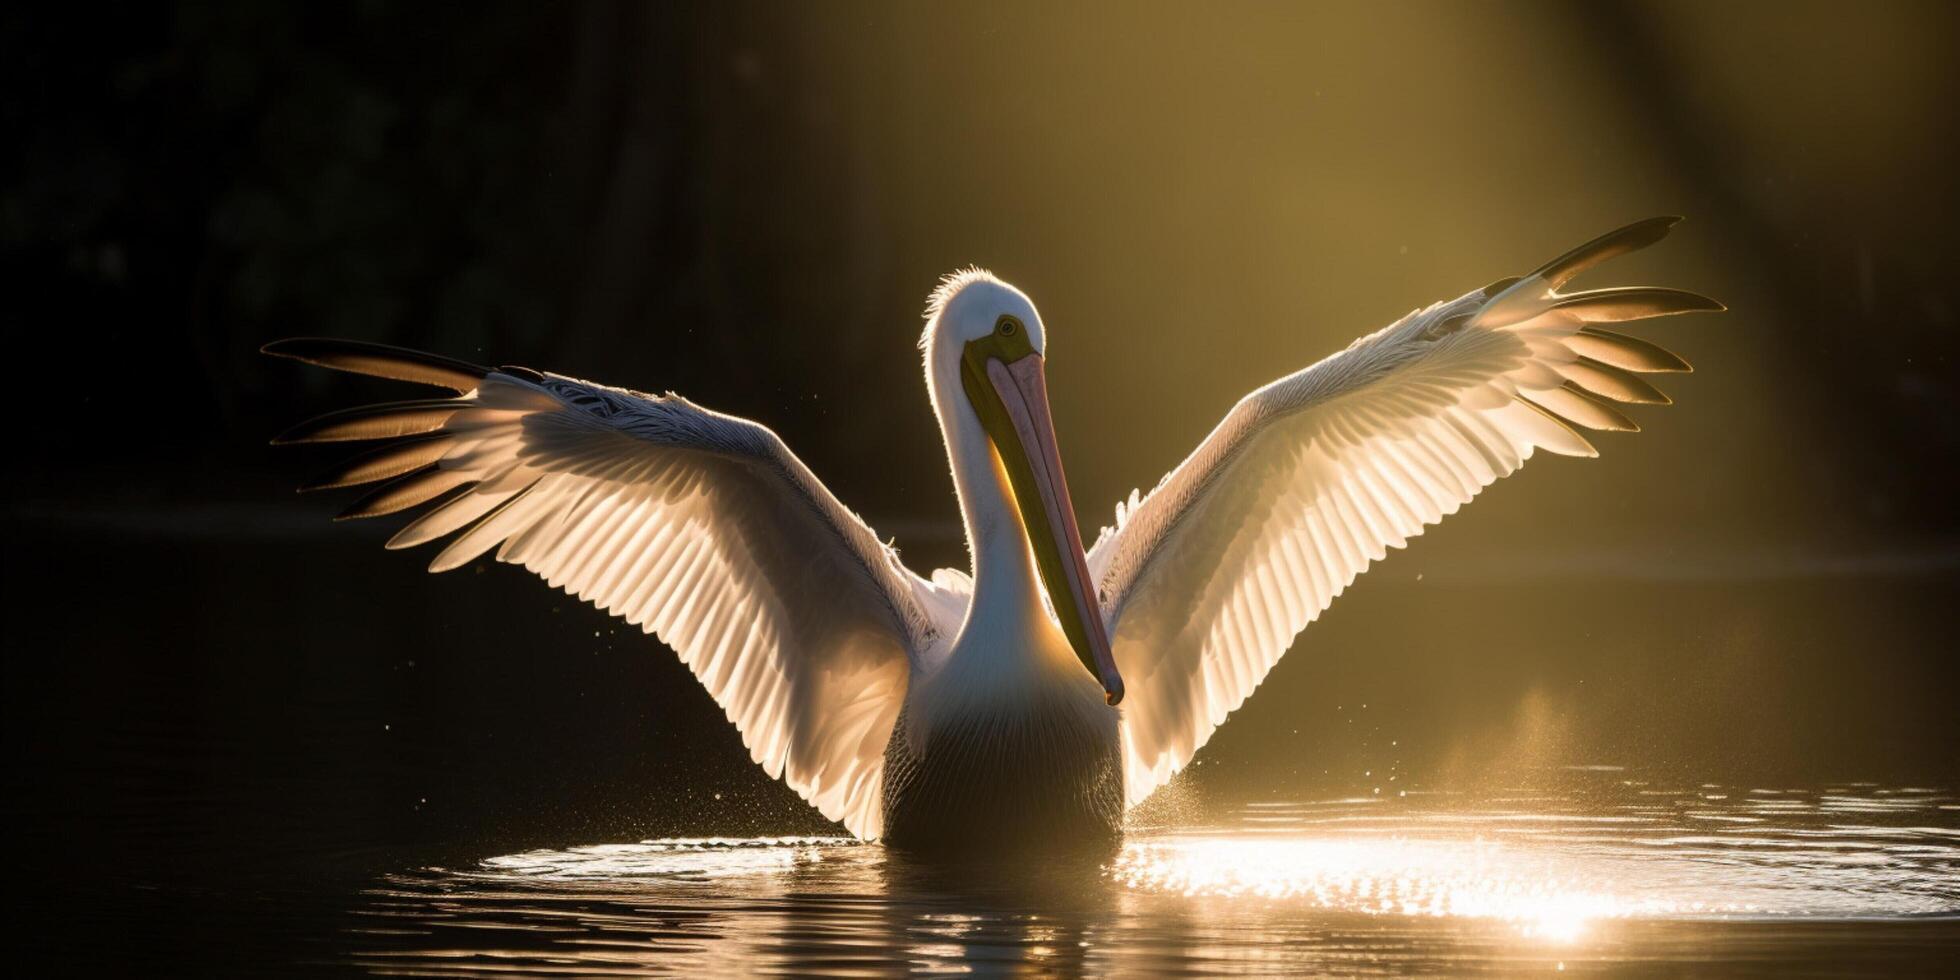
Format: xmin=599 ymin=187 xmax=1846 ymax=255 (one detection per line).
xmin=267 ymin=218 xmax=1720 ymax=850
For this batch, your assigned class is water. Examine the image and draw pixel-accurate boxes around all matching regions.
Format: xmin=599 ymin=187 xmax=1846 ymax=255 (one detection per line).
xmin=9 ymin=527 xmax=1957 ymax=972
xmin=339 ymin=780 xmax=1958 ymax=975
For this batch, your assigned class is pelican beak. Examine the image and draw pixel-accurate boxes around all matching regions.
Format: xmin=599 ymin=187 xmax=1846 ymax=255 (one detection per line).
xmin=961 ymin=343 xmax=1124 ymax=705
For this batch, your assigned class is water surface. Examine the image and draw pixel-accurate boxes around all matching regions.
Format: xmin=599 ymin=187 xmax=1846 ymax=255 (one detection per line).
xmin=344 ymin=780 xmax=1959 ymax=975
xmin=11 ymin=529 xmax=1957 ymax=973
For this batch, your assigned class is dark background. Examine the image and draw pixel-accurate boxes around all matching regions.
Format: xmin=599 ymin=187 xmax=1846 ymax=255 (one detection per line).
xmin=5 ymin=0 xmax=1958 ymax=965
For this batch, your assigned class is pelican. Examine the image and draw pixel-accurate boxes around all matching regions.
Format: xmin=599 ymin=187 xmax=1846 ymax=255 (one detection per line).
xmin=267 ymin=217 xmax=1720 ymax=849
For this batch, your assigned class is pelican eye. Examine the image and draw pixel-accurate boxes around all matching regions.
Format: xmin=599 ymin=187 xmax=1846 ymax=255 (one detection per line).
xmin=996 ymin=316 xmax=1019 ymax=337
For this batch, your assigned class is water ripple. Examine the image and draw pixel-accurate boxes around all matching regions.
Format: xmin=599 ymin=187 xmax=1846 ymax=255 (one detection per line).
xmin=347 ymin=780 xmax=1960 ymax=975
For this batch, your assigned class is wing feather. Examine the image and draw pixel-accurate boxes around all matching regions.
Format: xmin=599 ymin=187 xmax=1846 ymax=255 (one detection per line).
xmin=269 ymin=356 xmax=955 ymax=839
xmin=299 ymin=435 xmax=456 ymax=492
xmin=1568 ymin=327 xmax=1694 ymax=373
xmin=337 ymin=467 xmax=474 ymax=519
xmin=262 ymin=337 xmax=490 ymax=393
xmin=1088 ymin=218 xmax=1720 ymax=807
xmin=272 ymin=400 xmax=473 ymax=444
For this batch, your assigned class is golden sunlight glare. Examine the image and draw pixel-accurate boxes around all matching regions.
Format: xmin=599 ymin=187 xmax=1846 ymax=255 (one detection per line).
xmin=1107 ymin=834 xmax=1745 ymax=943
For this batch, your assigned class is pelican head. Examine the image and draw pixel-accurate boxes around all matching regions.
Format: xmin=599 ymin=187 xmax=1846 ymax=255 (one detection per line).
xmin=923 ymin=271 xmax=1123 ymax=705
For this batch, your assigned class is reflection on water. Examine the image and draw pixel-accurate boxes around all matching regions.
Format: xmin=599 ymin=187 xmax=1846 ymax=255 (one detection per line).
xmin=348 ymin=781 xmax=1959 ymax=975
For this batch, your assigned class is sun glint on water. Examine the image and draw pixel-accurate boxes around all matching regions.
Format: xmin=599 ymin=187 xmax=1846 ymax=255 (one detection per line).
xmin=1109 ymin=834 xmax=1726 ymax=942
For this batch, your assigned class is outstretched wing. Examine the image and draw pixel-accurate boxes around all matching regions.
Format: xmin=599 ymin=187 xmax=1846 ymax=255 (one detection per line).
xmin=1088 ymin=217 xmax=1722 ymax=807
xmin=266 ymin=340 xmax=959 ymax=839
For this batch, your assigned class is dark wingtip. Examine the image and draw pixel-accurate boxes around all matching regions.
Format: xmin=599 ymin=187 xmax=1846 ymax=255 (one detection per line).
xmin=1652 ymin=285 xmax=1725 ymax=314
xmin=269 ymin=399 xmax=470 ymax=445
xmin=1610 ymin=214 xmax=1682 ymax=249
xmin=259 ymin=337 xmax=490 ymax=393
xmin=269 ymin=415 xmax=329 ymax=446
xmin=1479 ymin=276 xmax=1523 ymax=300
xmin=1533 ymin=216 xmax=1686 ymax=289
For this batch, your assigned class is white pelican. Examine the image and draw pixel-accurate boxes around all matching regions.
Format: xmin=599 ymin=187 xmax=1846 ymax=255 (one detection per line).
xmin=267 ymin=217 xmax=1720 ymax=849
